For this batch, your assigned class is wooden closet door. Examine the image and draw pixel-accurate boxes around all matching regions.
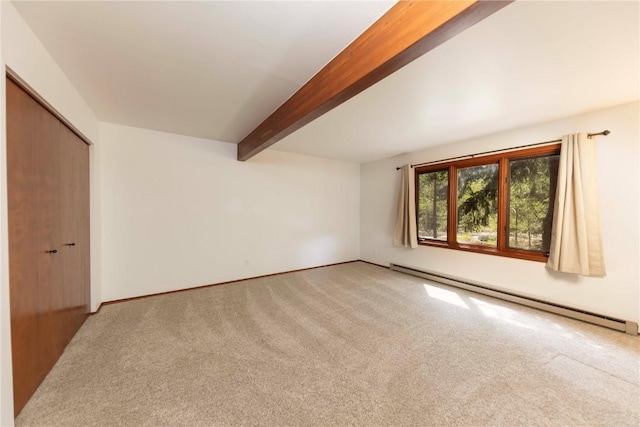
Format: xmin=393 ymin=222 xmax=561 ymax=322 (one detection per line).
xmin=59 ymin=122 xmax=77 ymax=345
xmin=76 ymin=139 xmax=91 ymax=330
xmin=6 ymin=78 xmax=40 ymax=415
xmin=59 ymin=125 xmax=90 ymax=338
xmin=7 ymin=76 xmax=91 ymax=415
xmin=33 ymin=95 xmax=65 ymax=373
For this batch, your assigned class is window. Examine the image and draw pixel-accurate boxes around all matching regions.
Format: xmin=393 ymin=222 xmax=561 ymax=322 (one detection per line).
xmin=457 ymin=163 xmax=498 ymax=246
xmin=417 ymin=170 xmax=448 ymax=241
xmin=508 ymin=154 xmax=559 ymax=254
xmin=415 ymin=144 xmax=561 ymax=262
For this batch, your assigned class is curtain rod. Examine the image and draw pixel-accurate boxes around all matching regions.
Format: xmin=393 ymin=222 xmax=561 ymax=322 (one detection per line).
xmin=395 ymin=130 xmax=610 ymax=170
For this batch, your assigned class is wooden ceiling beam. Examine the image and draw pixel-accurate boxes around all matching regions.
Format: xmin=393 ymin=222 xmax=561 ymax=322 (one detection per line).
xmin=237 ymin=0 xmax=512 ymax=161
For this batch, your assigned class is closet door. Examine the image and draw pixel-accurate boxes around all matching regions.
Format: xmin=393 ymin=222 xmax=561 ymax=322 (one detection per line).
xmin=7 ymin=76 xmax=91 ymax=415
xmin=59 ymin=125 xmax=90 ymax=338
xmin=59 ymin=123 xmax=77 ymax=345
xmin=33 ymin=94 xmax=65 ymax=373
xmin=6 ymin=78 xmax=41 ymax=415
xmin=76 ymin=138 xmax=91 ymax=330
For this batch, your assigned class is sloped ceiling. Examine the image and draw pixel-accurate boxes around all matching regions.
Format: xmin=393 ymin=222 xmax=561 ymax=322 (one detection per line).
xmin=275 ymin=0 xmax=640 ymax=162
xmin=12 ymin=1 xmax=640 ymax=164
xmin=11 ymin=0 xmax=394 ymax=143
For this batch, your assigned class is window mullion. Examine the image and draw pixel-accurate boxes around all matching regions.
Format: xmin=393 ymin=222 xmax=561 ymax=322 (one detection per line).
xmin=497 ymin=157 xmax=508 ymax=252
xmin=448 ymin=165 xmax=457 ymax=247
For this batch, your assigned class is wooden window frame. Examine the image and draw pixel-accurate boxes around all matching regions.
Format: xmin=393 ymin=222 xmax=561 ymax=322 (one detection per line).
xmin=415 ymin=144 xmax=561 ymax=262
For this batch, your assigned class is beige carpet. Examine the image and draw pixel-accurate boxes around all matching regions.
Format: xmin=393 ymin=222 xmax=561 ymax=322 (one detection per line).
xmin=16 ymin=262 xmax=639 ymax=426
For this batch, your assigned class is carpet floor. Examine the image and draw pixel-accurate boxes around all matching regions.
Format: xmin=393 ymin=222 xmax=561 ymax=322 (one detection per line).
xmin=15 ymin=262 xmax=639 ymax=426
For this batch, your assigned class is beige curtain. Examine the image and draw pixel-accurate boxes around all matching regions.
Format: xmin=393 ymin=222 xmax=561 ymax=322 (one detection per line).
xmin=393 ymin=164 xmax=418 ymax=248
xmin=547 ymin=133 xmax=605 ymax=276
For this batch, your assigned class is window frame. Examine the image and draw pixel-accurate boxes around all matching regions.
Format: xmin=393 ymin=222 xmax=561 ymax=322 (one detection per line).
xmin=414 ymin=144 xmax=561 ymax=262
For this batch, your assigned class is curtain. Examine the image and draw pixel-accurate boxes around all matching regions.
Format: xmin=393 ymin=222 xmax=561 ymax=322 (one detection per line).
xmin=547 ymin=133 xmax=605 ymax=276
xmin=393 ymin=164 xmax=418 ymax=248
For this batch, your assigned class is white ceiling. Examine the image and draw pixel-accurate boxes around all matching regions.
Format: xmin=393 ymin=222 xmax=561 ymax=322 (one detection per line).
xmin=275 ymin=0 xmax=640 ymax=163
xmin=11 ymin=0 xmax=394 ymax=143
xmin=12 ymin=1 xmax=640 ymax=164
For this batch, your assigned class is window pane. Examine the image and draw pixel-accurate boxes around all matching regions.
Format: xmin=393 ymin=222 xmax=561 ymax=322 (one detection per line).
xmin=457 ymin=164 xmax=498 ymax=246
xmin=508 ymin=155 xmax=560 ymax=253
xmin=417 ymin=170 xmax=448 ymax=241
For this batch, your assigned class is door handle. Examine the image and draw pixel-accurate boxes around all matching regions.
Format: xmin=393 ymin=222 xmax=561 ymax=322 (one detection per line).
xmin=64 ymin=243 xmax=76 ymax=246
xmin=47 ymin=249 xmax=58 ymax=254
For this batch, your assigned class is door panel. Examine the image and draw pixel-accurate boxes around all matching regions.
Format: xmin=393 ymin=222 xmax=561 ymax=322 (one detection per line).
xmin=60 ymin=125 xmax=89 ymax=337
xmin=59 ymin=119 xmax=77 ymax=346
xmin=33 ymin=98 xmax=65 ymax=375
xmin=6 ymin=78 xmax=41 ymax=415
xmin=76 ymin=139 xmax=91 ymax=328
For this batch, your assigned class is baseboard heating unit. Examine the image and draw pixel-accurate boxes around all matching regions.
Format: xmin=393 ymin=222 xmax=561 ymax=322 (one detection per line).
xmin=389 ymin=263 xmax=638 ymax=335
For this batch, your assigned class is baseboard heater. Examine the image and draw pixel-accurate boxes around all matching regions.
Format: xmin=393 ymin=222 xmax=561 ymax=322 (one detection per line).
xmin=389 ymin=263 xmax=638 ymax=335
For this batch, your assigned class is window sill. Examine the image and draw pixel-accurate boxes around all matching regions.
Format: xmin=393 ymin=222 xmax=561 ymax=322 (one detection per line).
xmin=417 ymin=240 xmax=548 ymax=263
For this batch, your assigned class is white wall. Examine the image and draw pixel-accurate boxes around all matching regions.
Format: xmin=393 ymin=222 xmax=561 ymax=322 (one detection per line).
xmin=99 ymin=123 xmax=360 ymax=302
xmin=361 ymin=101 xmax=640 ymax=323
xmin=1 ymin=2 xmax=101 ymax=424
xmin=0 ymin=5 xmax=10 ymax=426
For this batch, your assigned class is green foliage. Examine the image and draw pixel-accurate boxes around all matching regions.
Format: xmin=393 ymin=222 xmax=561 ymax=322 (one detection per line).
xmin=508 ymin=155 xmax=559 ymax=252
xmin=417 ymin=170 xmax=448 ymax=239
xmin=457 ymin=164 xmax=498 ymax=233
